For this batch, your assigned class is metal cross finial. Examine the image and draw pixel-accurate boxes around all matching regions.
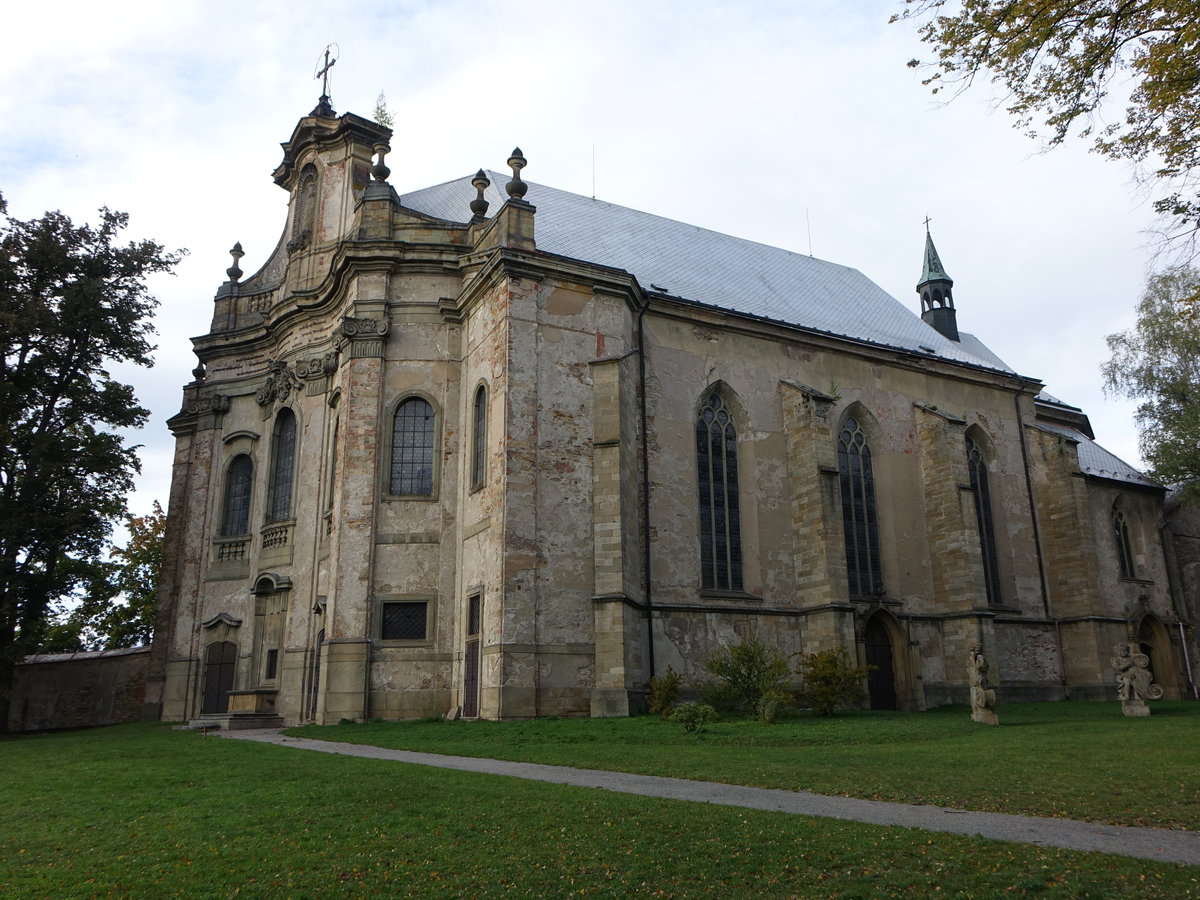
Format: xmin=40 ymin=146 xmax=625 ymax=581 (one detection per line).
xmin=923 ymin=215 xmax=932 ymax=232
xmin=316 ymin=45 xmax=338 ymax=97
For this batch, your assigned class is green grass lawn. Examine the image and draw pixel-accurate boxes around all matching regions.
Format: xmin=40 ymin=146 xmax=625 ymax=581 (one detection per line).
xmin=1 ymin=722 xmax=1198 ymax=898
xmin=290 ymin=702 xmax=1200 ymax=830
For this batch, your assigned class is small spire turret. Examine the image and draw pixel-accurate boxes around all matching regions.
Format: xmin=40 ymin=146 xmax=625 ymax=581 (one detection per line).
xmin=916 ymin=224 xmax=959 ymax=342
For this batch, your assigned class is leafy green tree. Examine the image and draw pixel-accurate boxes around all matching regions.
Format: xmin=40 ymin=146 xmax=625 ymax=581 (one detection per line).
xmin=894 ymin=1 xmax=1200 ymax=252
xmin=0 ymin=194 xmax=181 ymax=727
xmin=1103 ymin=268 xmax=1200 ymax=498
xmin=40 ymin=502 xmax=166 ymax=652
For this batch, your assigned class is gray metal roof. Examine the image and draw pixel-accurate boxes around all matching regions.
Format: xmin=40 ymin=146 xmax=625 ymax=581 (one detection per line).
xmin=399 ymin=173 xmax=1014 ymax=371
xmin=1035 ymin=421 xmax=1159 ymax=489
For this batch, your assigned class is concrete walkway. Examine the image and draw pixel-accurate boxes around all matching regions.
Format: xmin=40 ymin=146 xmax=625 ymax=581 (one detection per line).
xmin=221 ymin=729 xmax=1200 ymax=866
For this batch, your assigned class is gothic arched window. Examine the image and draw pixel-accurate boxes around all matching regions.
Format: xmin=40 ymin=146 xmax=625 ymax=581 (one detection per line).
xmin=221 ymin=454 xmax=254 ymax=537
xmin=390 ymin=397 xmax=435 ymax=496
xmin=1113 ymin=503 xmax=1136 ymax=578
xmin=966 ymin=434 xmax=1002 ymax=606
xmin=471 ymin=385 xmax=487 ymax=491
xmin=267 ymin=408 xmax=297 ymax=523
xmin=696 ymin=392 xmax=742 ymax=591
xmin=838 ymin=415 xmax=882 ymax=597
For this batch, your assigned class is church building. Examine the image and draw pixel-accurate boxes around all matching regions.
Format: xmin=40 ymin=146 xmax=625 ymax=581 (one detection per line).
xmin=148 ymin=97 xmax=1195 ymax=725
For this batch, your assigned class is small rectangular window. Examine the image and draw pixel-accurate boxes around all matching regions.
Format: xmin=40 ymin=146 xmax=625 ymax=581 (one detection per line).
xmin=467 ymin=594 xmax=482 ymax=637
xmin=265 ymin=649 xmax=278 ymax=680
xmin=381 ymin=601 xmax=429 ymax=641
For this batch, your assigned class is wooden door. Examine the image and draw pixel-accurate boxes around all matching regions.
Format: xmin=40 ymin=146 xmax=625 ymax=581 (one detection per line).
xmin=202 ymin=641 xmax=236 ymax=714
xmin=864 ymin=618 xmax=897 ymax=711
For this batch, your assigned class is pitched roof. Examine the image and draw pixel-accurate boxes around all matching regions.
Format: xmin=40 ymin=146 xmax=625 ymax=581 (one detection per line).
xmin=1035 ymin=421 xmax=1159 ymax=489
xmin=399 ymin=173 xmax=1012 ymax=371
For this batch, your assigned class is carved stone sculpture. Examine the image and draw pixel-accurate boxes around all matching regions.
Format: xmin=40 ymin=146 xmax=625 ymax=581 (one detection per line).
xmin=967 ymin=640 xmax=998 ymax=725
xmin=1112 ymin=642 xmax=1163 ymax=717
xmin=255 ymin=361 xmax=300 ymax=408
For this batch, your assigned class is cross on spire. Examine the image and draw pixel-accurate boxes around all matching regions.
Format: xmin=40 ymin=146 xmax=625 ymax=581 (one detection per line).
xmin=923 ymin=215 xmax=932 ymax=233
xmin=316 ymin=45 xmax=337 ymax=96
xmin=311 ymin=44 xmax=339 ymax=117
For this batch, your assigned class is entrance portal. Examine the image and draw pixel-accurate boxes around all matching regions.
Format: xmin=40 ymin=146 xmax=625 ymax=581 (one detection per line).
xmin=463 ymin=594 xmax=482 ymax=717
xmin=202 ymin=641 xmax=237 ymax=714
xmin=864 ymin=616 xmax=898 ymax=710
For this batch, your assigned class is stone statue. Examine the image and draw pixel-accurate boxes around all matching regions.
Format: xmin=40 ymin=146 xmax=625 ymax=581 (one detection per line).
xmin=967 ymin=640 xmax=998 ymax=725
xmin=1111 ymin=642 xmax=1163 ymax=717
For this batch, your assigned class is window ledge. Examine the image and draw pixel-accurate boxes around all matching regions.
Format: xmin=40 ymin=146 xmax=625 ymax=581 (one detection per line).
xmin=698 ymin=589 xmax=762 ymax=602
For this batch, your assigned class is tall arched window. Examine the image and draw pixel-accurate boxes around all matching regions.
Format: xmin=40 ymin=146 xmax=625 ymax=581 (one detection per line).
xmin=966 ymin=434 xmax=1002 ymax=606
xmin=390 ymin=397 xmax=435 ymax=496
xmin=471 ymin=385 xmax=487 ymax=490
xmin=838 ymin=415 xmax=882 ymax=597
xmin=267 ymin=408 xmax=297 ymax=523
xmin=221 ymin=454 xmax=254 ymax=536
xmin=1113 ymin=502 xmax=1136 ymax=578
xmin=290 ymin=165 xmax=317 ymax=251
xmin=696 ymin=392 xmax=742 ymax=591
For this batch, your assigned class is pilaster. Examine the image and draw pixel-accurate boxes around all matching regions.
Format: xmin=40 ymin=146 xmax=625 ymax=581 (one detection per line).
xmin=781 ymin=381 xmax=854 ymax=651
xmin=320 ymin=309 xmax=389 ymax=722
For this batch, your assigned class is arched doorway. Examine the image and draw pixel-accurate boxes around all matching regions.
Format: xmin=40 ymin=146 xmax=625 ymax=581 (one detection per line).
xmin=202 ymin=641 xmax=237 ymax=714
xmin=1137 ymin=615 xmax=1176 ymax=698
xmin=863 ymin=615 xmax=898 ymax=710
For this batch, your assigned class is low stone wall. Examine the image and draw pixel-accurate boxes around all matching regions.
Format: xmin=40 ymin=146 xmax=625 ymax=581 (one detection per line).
xmin=7 ymin=646 xmax=150 ymax=733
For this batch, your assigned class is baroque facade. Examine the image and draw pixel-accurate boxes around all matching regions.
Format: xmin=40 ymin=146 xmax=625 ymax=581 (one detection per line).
xmin=148 ymin=101 xmax=1196 ymax=725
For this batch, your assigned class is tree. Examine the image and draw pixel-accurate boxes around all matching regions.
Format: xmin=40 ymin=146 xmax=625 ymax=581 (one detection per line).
xmin=0 ymin=193 xmax=181 ymax=727
xmin=40 ymin=502 xmax=166 ymax=652
xmin=894 ymin=1 xmax=1200 ymax=255
xmin=373 ymin=91 xmax=394 ymax=129
xmin=1103 ymin=267 xmax=1200 ymax=498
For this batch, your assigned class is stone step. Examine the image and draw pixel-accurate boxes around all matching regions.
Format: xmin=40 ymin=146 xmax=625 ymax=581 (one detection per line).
xmin=175 ymin=714 xmax=284 ymax=732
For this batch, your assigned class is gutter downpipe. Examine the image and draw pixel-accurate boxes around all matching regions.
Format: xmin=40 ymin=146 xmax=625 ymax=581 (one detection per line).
xmin=637 ymin=302 xmax=656 ymax=678
xmin=1014 ymin=391 xmax=1068 ymax=693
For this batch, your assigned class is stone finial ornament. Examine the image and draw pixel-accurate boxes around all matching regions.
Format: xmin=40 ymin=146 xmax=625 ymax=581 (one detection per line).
xmin=1112 ymin=642 xmax=1163 ymax=716
xmin=470 ymin=169 xmax=491 ymax=221
xmin=967 ymin=640 xmax=998 ymax=725
xmin=226 ymin=242 xmax=244 ymax=282
xmin=505 ymin=148 xmax=528 ymax=200
xmin=371 ymin=143 xmax=391 ymax=182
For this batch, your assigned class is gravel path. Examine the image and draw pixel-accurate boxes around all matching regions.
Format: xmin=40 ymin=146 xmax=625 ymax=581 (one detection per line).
xmin=220 ymin=728 xmax=1200 ymax=865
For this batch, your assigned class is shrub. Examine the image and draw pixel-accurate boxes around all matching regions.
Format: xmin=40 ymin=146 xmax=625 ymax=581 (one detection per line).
xmin=670 ymin=702 xmax=717 ymax=733
xmin=699 ymin=637 xmax=793 ymax=718
xmin=797 ymin=646 xmax=874 ymax=717
xmin=648 ymin=665 xmax=682 ymax=718
xmin=755 ymin=691 xmax=791 ymax=725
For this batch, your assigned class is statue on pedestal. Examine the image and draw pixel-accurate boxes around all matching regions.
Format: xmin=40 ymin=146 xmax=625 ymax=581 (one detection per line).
xmin=968 ymin=640 xmax=998 ymax=725
xmin=1112 ymin=642 xmax=1162 ymax=717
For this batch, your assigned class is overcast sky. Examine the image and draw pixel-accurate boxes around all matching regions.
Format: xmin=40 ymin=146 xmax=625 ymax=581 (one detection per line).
xmin=3 ymin=0 xmax=1158 ymax=522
